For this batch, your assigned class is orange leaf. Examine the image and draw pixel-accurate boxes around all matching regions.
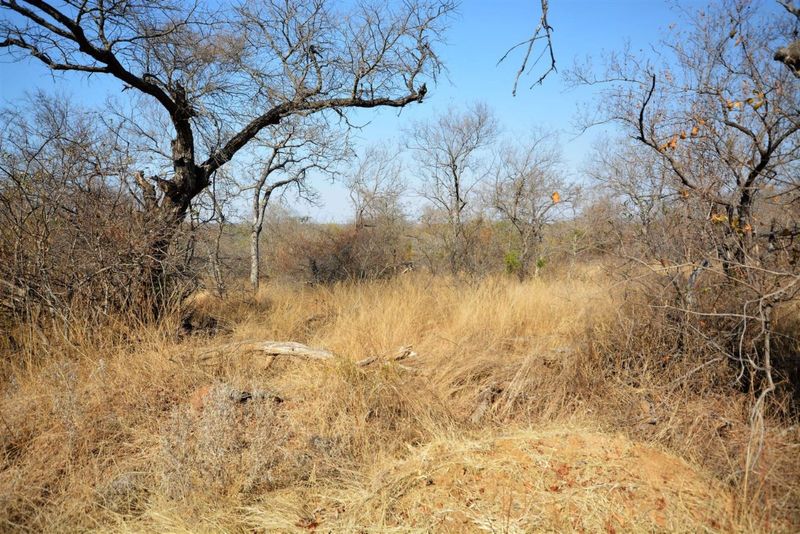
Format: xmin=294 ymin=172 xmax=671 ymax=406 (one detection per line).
xmin=667 ymin=136 xmax=678 ymax=150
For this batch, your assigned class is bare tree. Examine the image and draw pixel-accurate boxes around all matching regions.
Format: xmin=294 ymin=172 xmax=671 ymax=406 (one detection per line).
xmin=242 ymin=118 xmax=346 ymax=292
xmin=191 ymin=170 xmax=236 ymax=298
xmin=0 ymin=0 xmax=454 ymax=311
xmin=407 ymin=103 xmax=498 ymax=275
xmin=491 ymin=130 xmax=570 ymax=279
xmin=349 ymin=146 xmax=406 ymax=227
xmin=570 ymin=0 xmax=800 ymax=475
xmin=347 ymin=145 xmax=410 ymax=277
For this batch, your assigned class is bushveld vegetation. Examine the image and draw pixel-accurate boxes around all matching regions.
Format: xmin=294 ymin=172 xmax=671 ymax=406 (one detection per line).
xmin=1 ymin=0 xmax=799 ymax=532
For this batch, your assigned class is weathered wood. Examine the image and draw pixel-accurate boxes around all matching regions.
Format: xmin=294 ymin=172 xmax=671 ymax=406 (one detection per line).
xmin=355 ymin=355 xmax=379 ymax=367
xmin=391 ymin=345 xmax=418 ymax=361
xmin=236 ymin=340 xmax=334 ymax=360
xmin=195 ymin=340 xmax=334 ymax=364
xmin=196 ymin=341 xmax=419 ymax=371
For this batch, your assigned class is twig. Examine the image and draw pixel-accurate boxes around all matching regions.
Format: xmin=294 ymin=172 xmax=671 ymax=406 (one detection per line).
xmin=498 ymin=0 xmax=556 ymax=95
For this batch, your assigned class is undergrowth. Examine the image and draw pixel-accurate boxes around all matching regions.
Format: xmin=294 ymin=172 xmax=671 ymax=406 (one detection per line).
xmin=1 ymin=268 xmax=798 ymax=532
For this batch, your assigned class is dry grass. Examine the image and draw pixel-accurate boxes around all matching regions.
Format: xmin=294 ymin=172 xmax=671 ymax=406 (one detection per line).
xmin=1 ymin=267 xmax=798 ymax=532
xmin=247 ymin=426 xmax=734 ymax=532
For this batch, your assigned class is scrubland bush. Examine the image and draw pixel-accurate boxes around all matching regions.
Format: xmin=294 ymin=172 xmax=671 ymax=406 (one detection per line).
xmin=0 ymin=1 xmax=798 ymax=531
xmin=270 ymin=223 xmax=412 ymax=283
xmin=0 ymin=96 xmax=196 ymax=344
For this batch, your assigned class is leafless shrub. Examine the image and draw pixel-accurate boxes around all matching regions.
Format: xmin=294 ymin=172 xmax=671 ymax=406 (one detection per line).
xmin=0 ymin=95 xmax=195 ymax=338
xmin=292 ymin=225 xmax=393 ymax=283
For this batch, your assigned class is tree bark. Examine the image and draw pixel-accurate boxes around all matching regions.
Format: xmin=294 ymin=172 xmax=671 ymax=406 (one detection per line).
xmin=250 ymin=226 xmax=262 ymax=292
xmin=250 ymin=187 xmax=274 ymax=293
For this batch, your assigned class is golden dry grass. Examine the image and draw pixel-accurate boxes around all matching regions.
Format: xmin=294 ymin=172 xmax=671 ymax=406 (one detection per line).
xmin=246 ymin=427 xmax=734 ymax=532
xmin=1 ymin=268 xmax=798 ymax=532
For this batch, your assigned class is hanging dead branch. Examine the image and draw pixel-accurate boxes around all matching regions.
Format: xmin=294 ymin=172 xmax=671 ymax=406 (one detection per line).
xmin=498 ymin=0 xmax=556 ymax=95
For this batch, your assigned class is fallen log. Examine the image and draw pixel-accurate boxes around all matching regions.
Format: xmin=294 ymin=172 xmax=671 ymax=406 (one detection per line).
xmin=241 ymin=341 xmax=334 ymax=360
xmin=195 ymin=340 xmax=334 ymax=364
xmin=195 ymin=341 xmax=419 ymax=371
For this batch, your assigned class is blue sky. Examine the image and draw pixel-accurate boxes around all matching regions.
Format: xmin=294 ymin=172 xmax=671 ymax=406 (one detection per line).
xmin=306 ymin=0 xmax=698 ymax=219
xmin=0 ymin=0 xmax=722 ymax=221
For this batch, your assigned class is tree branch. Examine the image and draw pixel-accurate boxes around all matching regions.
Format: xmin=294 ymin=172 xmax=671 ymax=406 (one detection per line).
xmin=202 ymin=90 xmax=424 ymax=176
xmin=499 ymin=0 xmax=556 ymax=95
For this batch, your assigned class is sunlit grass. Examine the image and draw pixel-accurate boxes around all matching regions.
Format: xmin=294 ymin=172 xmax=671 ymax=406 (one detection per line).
xmin=1 ymin=268 xmax=797 ymax=532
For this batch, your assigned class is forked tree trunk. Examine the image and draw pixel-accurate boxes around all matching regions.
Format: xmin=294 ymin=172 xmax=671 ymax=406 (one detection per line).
xmin=137 ymin=117 xmax=208 ymax=319
xmin=250 ymin=188 xmax=274 ymax=294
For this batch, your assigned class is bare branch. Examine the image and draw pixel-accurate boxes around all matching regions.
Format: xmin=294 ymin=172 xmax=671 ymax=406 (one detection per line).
xmin=498 ymin=0 xmax=556 ymax=95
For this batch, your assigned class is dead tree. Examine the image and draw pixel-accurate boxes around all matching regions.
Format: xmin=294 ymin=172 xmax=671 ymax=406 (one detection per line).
xmin=346 ymin=145 xmax=409 ymax=278
xmin=499 ymin=0 xmax=556 ymax=94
